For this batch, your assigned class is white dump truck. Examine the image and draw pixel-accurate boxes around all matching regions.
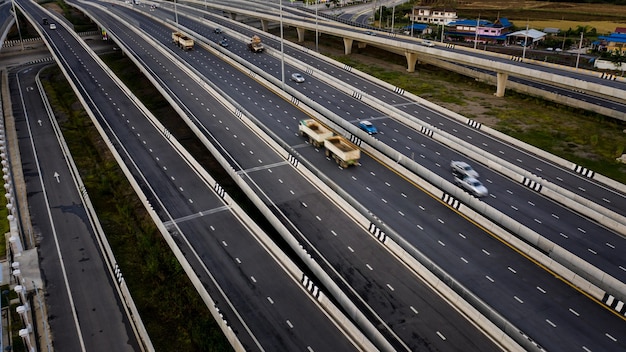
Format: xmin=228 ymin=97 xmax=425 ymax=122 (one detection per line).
xmin=324 ymin=136 xmax=360 ymax=168
xmin=248 ymin=35 xmax=264 ymax=53
xmin=299 ymin=119 xmax=333 ymax=148
xmin=172 ymin=31 xmax=194 ymax=51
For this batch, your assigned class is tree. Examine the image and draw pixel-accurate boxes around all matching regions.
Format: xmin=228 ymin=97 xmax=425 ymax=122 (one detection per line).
xmin=609 ymin=49 xmax=626 ymax=76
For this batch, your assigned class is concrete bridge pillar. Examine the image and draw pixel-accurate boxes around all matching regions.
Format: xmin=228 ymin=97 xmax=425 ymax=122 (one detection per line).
xmin=296 ymin=27 xmax=305 ymax=42
xmin=495 ymin=72 xmax=508 ymax=97
xmin=343 ymin=37 xmax=354 ymax=55
xmin=260 ymin=19 xmax=268 ymax=32
xmin=405 ymin=51 xmax=418 ymax=72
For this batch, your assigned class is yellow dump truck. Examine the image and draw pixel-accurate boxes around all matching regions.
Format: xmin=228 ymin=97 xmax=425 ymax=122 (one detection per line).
xmin=299 ymin=119 xmax=333 ymax=148
xmin=172 ymin=31 xmax=194 ymax=51
xmin=324 ymin=136 xmax=360 ymax=168
xmin=248 ymin=35 xmax=264 ymax=53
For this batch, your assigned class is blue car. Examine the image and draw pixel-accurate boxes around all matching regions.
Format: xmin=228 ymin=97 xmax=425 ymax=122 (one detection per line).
xmin=358 ymin=121 xmax=378 ymax=134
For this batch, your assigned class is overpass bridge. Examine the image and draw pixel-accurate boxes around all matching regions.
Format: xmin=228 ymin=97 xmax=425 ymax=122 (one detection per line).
xmin=180 ymin=0 xmax=626 ymax=105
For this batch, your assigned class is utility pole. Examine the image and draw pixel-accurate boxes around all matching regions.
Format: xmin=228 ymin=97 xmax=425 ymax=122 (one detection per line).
xmin=575 ymin=31 xmax=584 ymax=69
xmin=473 ymin=14 xmax=480 ymax=49
xmin=522 ymin=21 xmax=529 ymax=60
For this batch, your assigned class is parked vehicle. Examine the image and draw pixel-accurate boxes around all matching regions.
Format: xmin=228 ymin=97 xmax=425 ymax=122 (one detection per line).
xmin=248 ymin=35 xmax=264 ymax=53
xmin=172 ymin=31 xmax=194 ymax=50
xmin=291 ymin=72 xmax=305 ymax=83
xmin=358 ymin=121 xmax=378 ymax=135
xmin=454 ymin=174 xmax=488 ymax=197
xmin=450 ymin=160 xmax=479 ymax=178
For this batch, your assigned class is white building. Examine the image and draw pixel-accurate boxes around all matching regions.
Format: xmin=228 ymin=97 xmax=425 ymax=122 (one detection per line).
xmin=410 ymin=6 xmax=457 ymax=25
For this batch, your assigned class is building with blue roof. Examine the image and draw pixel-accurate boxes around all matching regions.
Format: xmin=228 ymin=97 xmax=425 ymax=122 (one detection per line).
xmin=598 ymin=33 xmax=626 ymax=54
xmin=446 ymin=18 xmax=513 ymax=44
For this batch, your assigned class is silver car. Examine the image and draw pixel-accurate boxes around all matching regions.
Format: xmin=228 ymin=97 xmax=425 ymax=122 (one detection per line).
xmin=456 ymin=176 xmax=489 ymax=197
xmin=291 ymin=73 xmax=305 ymax=83
xmin=450 ymin=160 xmax=479 ymax=178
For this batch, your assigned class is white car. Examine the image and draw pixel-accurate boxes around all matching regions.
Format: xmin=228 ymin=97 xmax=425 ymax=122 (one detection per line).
xmin=290 ymin=73 xmax=305 ymax=83
xmin=450 ymin=160 xmax=479 ymax=178
xmin=455 ymin=176 xmax=489 ymax=197
xmin=421 ymin=40 xmax=435 ymax=47
xmin=49 ymin=23 xmax=57 ymax=30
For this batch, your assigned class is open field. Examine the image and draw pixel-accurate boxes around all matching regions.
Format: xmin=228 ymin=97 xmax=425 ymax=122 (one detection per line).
xmin=525 ymin=20 xmax=626 ymax=34
xmin=456 ymin=0 xmax=626 ymax=31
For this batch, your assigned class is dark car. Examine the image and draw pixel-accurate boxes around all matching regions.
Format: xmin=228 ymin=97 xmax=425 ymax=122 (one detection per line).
xmin=219 ymin=39 xmax=229 ymax=47
xmin=214 ymin=28 xmax=222 ymax=34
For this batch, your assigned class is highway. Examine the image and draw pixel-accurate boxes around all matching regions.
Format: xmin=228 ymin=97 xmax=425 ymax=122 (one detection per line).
xmin=165 ymin=0 xmax=626 ymax=290
xmin=14 ymin=0 xmax=372 ymax=350
xmin=78 ymin=2 xmax=626 ymax=351
xmin=73 ymin=1 xmax=516 ymax=351
xmin=176 ymin=1 xmax=626 ymax=285
xmin=11 ymin=62 xmax=142 ymax=351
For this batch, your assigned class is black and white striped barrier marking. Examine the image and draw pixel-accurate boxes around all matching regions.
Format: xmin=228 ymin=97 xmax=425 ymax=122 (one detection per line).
xmin=213 ymin=183 xmax=226 ymax=199
xmin=290 ymin=96 xmax=300 ymax=106
xmin=420 ymin=126 xmax=433 ymax=137
xmin=163 ymin=128 xmax=171 ymax=139
xmin=28 ymin=57 xmax=54 ymax=65
xmin=467 ymin=119 xmax=482 ymax=129
xmin=352 ymin=91 xmax=363 ymax=100
xmin=306 ymin=68 xmax=314 ymax=75
xmin=368 ymin=223 xmax=388 ymax=243
xmin=235 ymin=109 xmax=243 ymax=119
xmin=600 ymin=72 xmax=617 ymax=81
xmin=288 ymin=154 xmax=299 ymax=168
xmin=510 ymin=56 xmax=523 ymax=62
xmin=114 ymin=264 xmax=124 ymax=284
xmin=393 ymin=86 xmax=405 ymax=95
xmin=214 ymin=306 xmax=230 ymax=328
xmin=445 ymin=43 xmax=455 ymax=49
xmin=348 ymin=135 xmax=362 ymax=146
xmin=343 ymin=64 xmax=353 ymax=72
xmin=301 ymin=274 xmax=322 ymax=300
xmin=603 ymin=293 xmax=626 ymax=316
xmin=518 ymin=330 xmax=547 ymax=352
xmin=442 ymin=193 xmax=460 ymax=210
xmin=572 ymin=164 xmax=595 ymax=178
xmin=522 ymin=177 xmax=542 ymax=192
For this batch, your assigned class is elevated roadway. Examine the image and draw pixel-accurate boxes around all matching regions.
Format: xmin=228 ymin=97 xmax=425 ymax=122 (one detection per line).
xmin=82 ymin=2 xmax=626 ymax=351
xmin=75 ymin=1 xmax=523 ymax=351
xmin=179 ymin=0 xmax=626 ymax=113
xmin=15 ymin=0 xmax=374 ymax=350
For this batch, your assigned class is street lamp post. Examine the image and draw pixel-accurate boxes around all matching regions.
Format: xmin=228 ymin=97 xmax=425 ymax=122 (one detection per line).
xmin=280 ymin=0 xmax=285 ymax=88
xmin=473 ymin=14 xmax=480 ymax=49
xmin=174 ymin=0 xmax=179 ymax=26
xmin=522 ymin=22 xmax=529 ymax=60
